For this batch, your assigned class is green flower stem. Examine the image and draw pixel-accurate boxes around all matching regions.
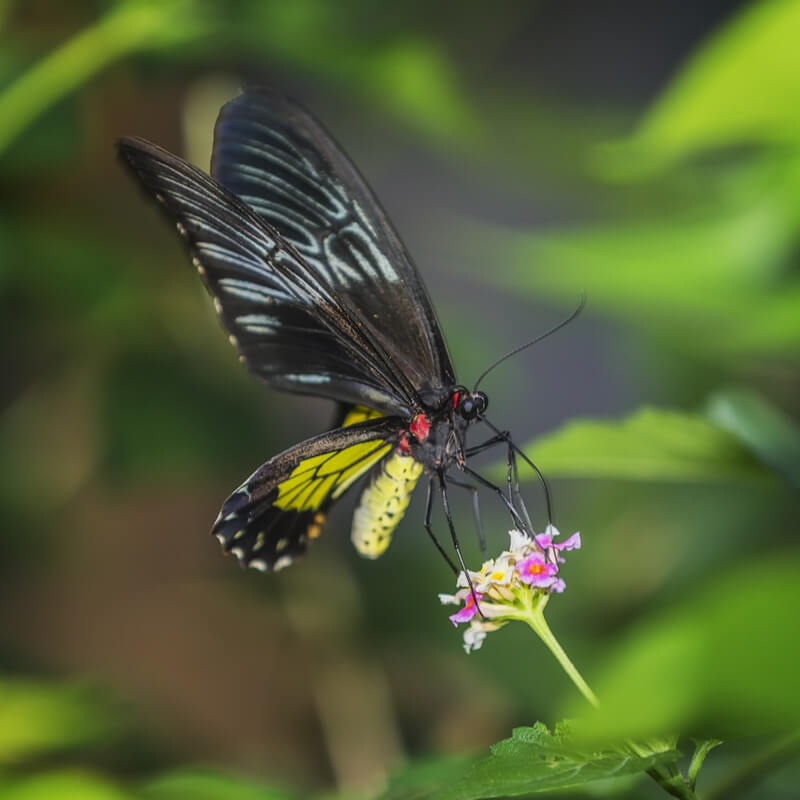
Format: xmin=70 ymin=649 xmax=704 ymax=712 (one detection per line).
xmin=688 ymin=739 xmax=722 ymax=790
xmin=646 ymin=769 xmax=700 ymax=800
xmin=0 ymin=0 xmax=203 ymax=156
xmin=511 ymin=591 xmax=703 ymax=800
xmin=514 ymin=590 xmax=599 ymax=708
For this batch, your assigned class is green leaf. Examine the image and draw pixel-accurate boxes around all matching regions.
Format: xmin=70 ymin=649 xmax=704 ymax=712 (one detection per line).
xmin=599 ymin=0 xmax=800 ymax=172
xmin=565 ymin=556 xmax=800 ymax=740
xmin=0 ymin=678 xmax=116 ymax=765
xmin=378 ymin=724 xmax=679 ymax=800
xmin=376 ymin=755 xmax=476 ymax=800
xmin=514 ymin=406 xmax=771 ymax=484
xmin=707 ymin=388 xmax=800 ymax=487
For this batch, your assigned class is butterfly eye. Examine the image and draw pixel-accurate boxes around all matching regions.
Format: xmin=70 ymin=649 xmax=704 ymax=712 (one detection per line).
xmin=457 ymin=392 xmax=481 ymax=420
xmin=457 ymin=391 xmax=488 ymax=420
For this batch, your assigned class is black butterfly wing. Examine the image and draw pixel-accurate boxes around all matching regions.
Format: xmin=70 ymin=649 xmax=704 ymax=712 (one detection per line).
xmin=211 ymin=88 xmax=456 ymax=409
xmin=118 ymin=137 xmax=419 ymax=415
xmin=212 ymin=413 xmax=402 ymax=571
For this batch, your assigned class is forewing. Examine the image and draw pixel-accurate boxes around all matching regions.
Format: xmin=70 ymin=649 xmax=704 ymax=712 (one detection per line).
xmin=212 ymin=414 xmax=402 ymax=571
xmin=118 ymin=137 xmax=416 ymax=415
xmin=212 ymin=89 xmax=456 ymax=407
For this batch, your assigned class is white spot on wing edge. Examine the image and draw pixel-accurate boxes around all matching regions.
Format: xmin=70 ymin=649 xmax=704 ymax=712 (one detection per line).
xmin=249 ymin=559 xmax=268 ymax=572
xmin=273 ymin=555 xmax=293 ymax=571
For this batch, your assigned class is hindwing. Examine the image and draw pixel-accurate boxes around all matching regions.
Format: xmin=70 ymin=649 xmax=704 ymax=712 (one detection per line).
xmin=212 ymin=412 xmax=402 ymax=571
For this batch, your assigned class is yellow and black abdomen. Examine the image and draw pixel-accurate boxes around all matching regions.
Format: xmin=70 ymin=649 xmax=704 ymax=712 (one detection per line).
xmin=351 ymin=453 xmax=423 ymax=558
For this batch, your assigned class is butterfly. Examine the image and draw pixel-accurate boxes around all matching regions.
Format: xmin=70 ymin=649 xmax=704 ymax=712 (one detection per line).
xmin=118 ymin=88 xmax=548 ymax=581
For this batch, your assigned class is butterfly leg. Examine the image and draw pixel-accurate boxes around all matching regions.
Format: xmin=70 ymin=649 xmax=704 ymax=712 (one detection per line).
xmin=464 ymin=429 xmax=546 ymax=535
xmin=464 ymin=432 xmax=525 ymax=532
xmin=508 ymin=445 xmax=535 ymax=534
xmin=480 ymin=418 xmax=554 ymax=526
xmin=459 ymin=464 xmax=530 ymax=534
xmin=464 ymin=432 xmax=506 ymax=457
xmin=438 ymin=472 xmax=483 ymax=617
xmin=446 ymin=475 xmax=487 ymax=559
xmin=465 ymin=431 xmax=517 ymax=505
xmin=465 ymin=431 xmax=518 ymax=501
xmin=423 ymin=477 xmax=459 ymax=574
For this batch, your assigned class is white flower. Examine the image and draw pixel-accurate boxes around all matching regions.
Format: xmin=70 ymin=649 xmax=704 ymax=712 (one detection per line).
xmin=463 ymin=623 xmax=487 ymax=653
xmin=462 ymin=619 xmax=503 ymax=653
xmin=456 ymin=553 xmax=515 ymax=592
xmin=442 ymin=527 xmax=582 ymax=653
xmin=508 ymin=528 xmax=534 ymax=555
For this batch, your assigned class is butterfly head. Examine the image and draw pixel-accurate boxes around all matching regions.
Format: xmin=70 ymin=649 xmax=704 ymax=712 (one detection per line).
xmin=452 ymin=388 xmax=488 ymax=421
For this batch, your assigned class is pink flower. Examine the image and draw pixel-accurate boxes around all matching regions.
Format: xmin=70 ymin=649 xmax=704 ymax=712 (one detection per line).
xmin=515 ymin=552 xmax=560 ymax=589
xmin=447 ymin=589 xmax=483 ymax=626
xmin=534 ymin=526 xmax=581 ymax=563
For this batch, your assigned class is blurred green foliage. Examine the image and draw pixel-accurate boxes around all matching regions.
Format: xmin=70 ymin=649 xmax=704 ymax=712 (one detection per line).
xmin=518 ymin=403 xmax=776 ymax=483
xmin=0 ymin=0 xmax=798 ymax=799
xmin=142 ymin=770 xmax=296 ymax=800
xmin=0 ymin=678 xmax=117 ymax=765
xmin=605 ymin=0 xmax=800 ymax=169
xmin=567 ymin=557 xmax=800 ymax=740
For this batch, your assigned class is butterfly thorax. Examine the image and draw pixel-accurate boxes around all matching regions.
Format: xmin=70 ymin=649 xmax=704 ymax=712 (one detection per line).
xmin=397 ymin=388 xmax=488 ymax=472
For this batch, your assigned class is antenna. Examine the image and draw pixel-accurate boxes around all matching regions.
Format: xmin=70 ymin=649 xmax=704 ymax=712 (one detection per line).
xmin=473 ymin=293 xmax=586 ymax=391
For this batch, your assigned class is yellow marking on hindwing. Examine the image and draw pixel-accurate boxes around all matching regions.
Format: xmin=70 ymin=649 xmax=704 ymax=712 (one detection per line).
xmin=341 ymin=405 xmax=383 ymax=426
xmin=273 ymin=406 xmax=389 ymax=512
xmin=351 ymin=452 xmax=423 ymax=559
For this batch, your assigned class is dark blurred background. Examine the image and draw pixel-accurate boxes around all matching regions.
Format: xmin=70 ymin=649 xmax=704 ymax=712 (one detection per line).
xmin=2 ymin=1 xmax=799 ymax=798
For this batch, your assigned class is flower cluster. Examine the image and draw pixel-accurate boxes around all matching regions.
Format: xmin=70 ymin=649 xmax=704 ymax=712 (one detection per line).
xmin=439 ymin=525 xmax=581 ymax=653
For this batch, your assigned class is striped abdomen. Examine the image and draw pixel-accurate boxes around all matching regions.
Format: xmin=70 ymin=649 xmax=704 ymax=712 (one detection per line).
xmin=351 ymin=453 xmax=423 ymax=558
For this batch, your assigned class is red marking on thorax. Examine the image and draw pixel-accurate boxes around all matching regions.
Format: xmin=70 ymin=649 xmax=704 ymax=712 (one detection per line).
xmin=397 ymin=431 xmax=411 ymax=455
xmin=452 ymin=391 xmax=460 ymax=409
xmin=410 ymin=413 xmax=431 ymax=442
